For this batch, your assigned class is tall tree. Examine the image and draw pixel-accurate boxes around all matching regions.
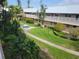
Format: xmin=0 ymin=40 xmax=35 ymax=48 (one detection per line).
xmin=27 ymin=0 xmax=30 ymax=8
xmin=38 ymin=4 xmax=46 ymax=26
xmin=36 ymin=0 xmax=47 ymax=27
xmin=17 ymin=0 xmax=21 ymax=9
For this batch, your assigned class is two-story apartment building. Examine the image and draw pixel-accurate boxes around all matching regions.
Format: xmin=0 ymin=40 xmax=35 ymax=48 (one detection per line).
xmin=23 ymin=4 xmax=79 ymax=31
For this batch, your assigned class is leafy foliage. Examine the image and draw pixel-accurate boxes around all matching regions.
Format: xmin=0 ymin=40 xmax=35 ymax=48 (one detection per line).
xmin=54 ymin=23 xmax=65 ymax=31
xmin=69 ymin=27 xmax=79 ymax=40
xmin=37 ymin=4 xmax=46 ymax=25
xmin=72 ymin=41 xmax=79 ymax=51
xmin=0 ymin=5 xmax=41 ymax=59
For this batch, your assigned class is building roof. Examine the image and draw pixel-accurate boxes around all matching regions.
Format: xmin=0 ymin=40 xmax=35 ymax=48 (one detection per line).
xmin=23 ymin=8 xmax=38 ymax=13
xmin=23 ymin=4 xmax=79 ymax=14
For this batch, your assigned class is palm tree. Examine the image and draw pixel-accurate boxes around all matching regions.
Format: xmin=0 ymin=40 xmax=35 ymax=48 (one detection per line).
xmin=36 ymin=0 xmax=47 ymax=27
xmin=38 ymin=4 xmax=46 ymax=27
xmin=27 ymin=0 xmax=30 ymax=8
xmin=17 ymin=0 xmax=21 ymax=9
xmin=40 ymin=0 xmax=42 ymax=5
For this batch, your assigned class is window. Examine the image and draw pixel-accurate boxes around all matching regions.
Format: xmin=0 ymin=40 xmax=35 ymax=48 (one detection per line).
xmin=51 ymin=14 xmax=54 ymax=16
xmin=76 ymin=15 xmax=79 ymax=20
xmin=65 ymin=14 xmax=71 ymax=17
xmin=47 ymin=13 xmax=50 ymax=16
xmin=55 ymin=14 xmax=58 ymax=16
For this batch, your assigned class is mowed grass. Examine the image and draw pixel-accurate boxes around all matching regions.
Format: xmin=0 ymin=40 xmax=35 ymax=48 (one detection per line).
xmin=29 ymin=27 xmax=76 ymax=49
xmin=27 ymin=36 xmax=79 ymax=59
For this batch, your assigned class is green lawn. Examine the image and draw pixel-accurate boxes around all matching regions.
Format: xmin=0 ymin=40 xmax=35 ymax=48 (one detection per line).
xmin=27 ymin=36 xmax=79 ymax=59
xmin=54 ymin=30 xmax=66 ymax=37
xmin=29 ymin=27 xmax=76 ymax=50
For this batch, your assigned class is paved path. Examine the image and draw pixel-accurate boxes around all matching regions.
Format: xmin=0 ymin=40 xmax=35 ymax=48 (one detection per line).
xmin=22 ymin=24 xmax=79 ymax=56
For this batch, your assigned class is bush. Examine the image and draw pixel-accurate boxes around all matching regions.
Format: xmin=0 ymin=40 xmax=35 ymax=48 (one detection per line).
xmin=69 ymin=27 xmax=79 ymax=40
xmin=23 ymin=17 xmax=33 ymax=23
xmin=3 ymin=34 xmax=17 ymax=43
xmin=54 ymin=23 xmax=65 ymax=31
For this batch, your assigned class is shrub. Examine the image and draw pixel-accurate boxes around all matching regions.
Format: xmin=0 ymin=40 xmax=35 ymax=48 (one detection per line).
xmin=23 ymin=17 xmax=33 ymax=23
xmin=69 ymin=27 xmax=79 ymax=40
xmin=54 ymin=23 xmax=65 ymax=31
xmin=3 ymin=34 xmax=17 ymax=43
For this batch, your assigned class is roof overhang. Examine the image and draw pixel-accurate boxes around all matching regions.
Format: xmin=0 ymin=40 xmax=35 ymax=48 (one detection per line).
xmin=23 ymin=5 xmax=79 ymax=15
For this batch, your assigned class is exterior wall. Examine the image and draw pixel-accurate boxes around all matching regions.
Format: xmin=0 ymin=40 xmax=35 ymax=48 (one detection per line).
xmin=43 ymin=21 xmax=56 ymax=27
xmin=25 ymin=14 xmax=38 ymax=19
xmin=45 ymin=14 xmax=77 ymax=21
xmin=25 ymin=13 xmax=79 ymax=26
